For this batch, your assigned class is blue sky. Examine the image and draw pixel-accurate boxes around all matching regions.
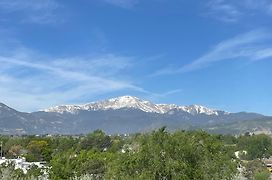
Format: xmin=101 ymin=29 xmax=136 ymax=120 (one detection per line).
xmin=0 ymin=0 xmax=272 ymax=115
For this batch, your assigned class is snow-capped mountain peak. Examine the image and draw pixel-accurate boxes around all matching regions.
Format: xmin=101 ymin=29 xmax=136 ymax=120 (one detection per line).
xmin=43 ymin=96 xmax=221 ymax=116
xmin=82 ymin=95 xmax=166 ymax=113
xmin=179 ymin=105 xmax=219 ymax=115
xmin=44 ymin=105 xmax=82 ymax=114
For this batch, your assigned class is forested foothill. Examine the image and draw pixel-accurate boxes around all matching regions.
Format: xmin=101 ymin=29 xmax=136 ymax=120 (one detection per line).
xmin=0 ymin=128 xmax=272 ymax=179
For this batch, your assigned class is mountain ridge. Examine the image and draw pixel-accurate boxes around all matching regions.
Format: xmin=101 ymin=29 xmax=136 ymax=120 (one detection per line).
xmin=43 ymin=95 xmax=224 ymax=116
xmin=0 ymin=96 xmax=268 ymax=135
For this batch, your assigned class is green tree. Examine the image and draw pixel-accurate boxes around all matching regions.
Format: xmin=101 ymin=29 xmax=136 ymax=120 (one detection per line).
xmin=106 ymin=129 xmax=237 ymax=179
xmin=243 ymin=160 xmax=269 ymax=180
xmin=79 ymin=130 xmax=112 ymax=151
xmin=237 ymin=134 xmax=272 ymax=160
xmin=49 ymin=149 xmax=77 ymax=179
xmin=26 ymin=140 xmax=52 ymax=162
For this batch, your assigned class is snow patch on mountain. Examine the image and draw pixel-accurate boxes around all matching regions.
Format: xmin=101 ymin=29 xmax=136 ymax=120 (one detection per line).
xmin=180 ymin=105 xmax=219 ymax=115
xmin=43 ymin=95 xmax=221 ymax=116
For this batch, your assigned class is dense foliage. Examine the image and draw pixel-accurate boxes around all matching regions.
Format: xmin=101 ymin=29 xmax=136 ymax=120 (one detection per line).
xmin=0 ymin=129 xmax=272 ymax=179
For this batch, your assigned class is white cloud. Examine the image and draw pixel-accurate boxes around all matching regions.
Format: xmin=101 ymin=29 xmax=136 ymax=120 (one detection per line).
xmin=151 ymin=89 xmax=182 ymax=98
xmin=0 ymin=0 xmax=61 ymax=24
xmin=0 ymin=48 xmax=179 ymax=111
xmin=206 ymin=0 xmax=272 ymax=22
xmin=102 ymin=0 xmax=138 ymax=8
xmin=243 ymin=0 xmax=271 ymax=10
xmin=154 ymin=29 xmax=272 ymax=75
xmin=0 ymin=0 xmax=58 ymax=11
xmin=206 ymin=0 xmax=242 ymax=22
xmin=0 ymin=29 xmax=181 ymax=111
xmin=252 ymin=48 xmax=272 ymax=61
xmin=0 ymin=42 xmax=146 ymax=111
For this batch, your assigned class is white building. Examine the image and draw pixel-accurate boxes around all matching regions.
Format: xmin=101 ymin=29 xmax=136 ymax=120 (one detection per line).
xmin=0 ymin=157 xmax=48 ymax=174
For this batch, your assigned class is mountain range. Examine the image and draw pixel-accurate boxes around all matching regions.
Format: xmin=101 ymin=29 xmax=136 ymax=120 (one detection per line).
xmin=0 ymin=96 xmax=270 ymax=135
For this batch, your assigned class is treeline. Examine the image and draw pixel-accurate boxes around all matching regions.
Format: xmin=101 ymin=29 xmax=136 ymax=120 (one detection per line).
xmin=0 ymin=128 xmax=272 ymax=179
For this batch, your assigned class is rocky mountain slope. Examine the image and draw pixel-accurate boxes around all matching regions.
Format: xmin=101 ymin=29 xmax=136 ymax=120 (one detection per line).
xmin=0 ymin=96 xmax=267 ymax=135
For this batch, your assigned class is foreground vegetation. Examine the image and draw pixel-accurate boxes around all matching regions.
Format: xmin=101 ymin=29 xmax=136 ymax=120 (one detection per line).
xmin=0 ymin=128 xmax=272 ymax=179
